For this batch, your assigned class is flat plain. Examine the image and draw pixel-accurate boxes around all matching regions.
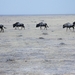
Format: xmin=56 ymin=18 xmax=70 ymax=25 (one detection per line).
xmin=0 ymin=15 xmax=75 ymax=75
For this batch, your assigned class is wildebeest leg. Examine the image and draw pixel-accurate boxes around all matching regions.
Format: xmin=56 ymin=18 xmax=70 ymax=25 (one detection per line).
xmin=1 ymin=28 xmax=4 ymax=32
xmin=23 ymin=27 xmax=25 ymax=30
xmin=73 ymin=27 xmax=74 ymax=31
xmin=45 ymin=27 xmax=47 ymax=30
xmin=44 ymin=26 xmax=47 ymax=30
xmin=44 ymin=27 xmax=46 ymax=30
xmin=47 ymin=26 xmax=49 ymax=28
xmin=21 ymin=27 xmax=22 ymax=30
xmin=45 ymin=25 xmax=48 ymax=30
xmin=22 ymin=25 xmax=25 ymax=29
xmin=44 ymin=26 xmax=45 ymax=30
xmin=66 ymin=28 xmax=68 ymax=31
xmin=40 ymin=26 xmax=42 ymax=30
xmin=0 ymin=28 xmax=1 ymax=32
xmin=15 ymin=27 xmax=17 ymax=30
xmin=69 ymin=28 xmax=71 ymax=31
xmin=2 ymin=29 xmax=4 ymax=32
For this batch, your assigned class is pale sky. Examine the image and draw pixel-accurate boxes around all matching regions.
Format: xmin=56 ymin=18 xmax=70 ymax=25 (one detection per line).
xmin=0 ymin=0 xmax=75 ymax=15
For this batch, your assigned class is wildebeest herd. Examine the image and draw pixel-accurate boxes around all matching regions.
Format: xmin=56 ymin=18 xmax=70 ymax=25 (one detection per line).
xmin=0 ymin=21 xmax=75 ymax=32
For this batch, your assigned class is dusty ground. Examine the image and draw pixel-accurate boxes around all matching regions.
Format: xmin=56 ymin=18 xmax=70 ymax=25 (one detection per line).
xmin=0 ymin=15 xmax=75 ymax=75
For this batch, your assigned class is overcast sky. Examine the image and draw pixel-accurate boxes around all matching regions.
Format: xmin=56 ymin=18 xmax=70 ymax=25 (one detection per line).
xmin=0 ymin=0 xmax=75 ymax=15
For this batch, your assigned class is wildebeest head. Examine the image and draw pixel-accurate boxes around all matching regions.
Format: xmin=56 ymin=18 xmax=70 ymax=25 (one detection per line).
xmin=73 ymin=22 xmax=75 ymax=26
xmin=36 ymin=24 xmax=40 ymax=27
xmin=63 ymin=25 xmax=66 ymax=28
xmin=13 ymin=24 xmax=15 ymax=27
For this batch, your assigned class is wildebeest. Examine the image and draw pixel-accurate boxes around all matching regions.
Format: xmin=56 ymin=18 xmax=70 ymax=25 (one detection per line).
xmin=63 ymin=22 xmax=75 ymax=31
xmin=0 ymin=24 xmax=6 ymax=32
xmin=13 ymin=22 xmax=25 ymax=29
xmin=36 ymin=22 xmax=49 ymax=30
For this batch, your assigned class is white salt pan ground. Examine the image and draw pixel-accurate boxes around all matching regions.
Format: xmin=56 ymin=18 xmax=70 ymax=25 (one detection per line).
xmin=0 ymin=15 xmax=75 ymax=75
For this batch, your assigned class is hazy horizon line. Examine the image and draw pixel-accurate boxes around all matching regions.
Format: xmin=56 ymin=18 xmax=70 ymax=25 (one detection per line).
xmin=0 ymin=14 xmax=75 ymax=16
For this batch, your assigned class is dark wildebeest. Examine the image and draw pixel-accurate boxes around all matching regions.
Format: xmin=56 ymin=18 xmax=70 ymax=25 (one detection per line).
xmin=63 ymin=22 xmax=75 ymax=31
xmin=13 ymin=22 xmax=25 ymax=29
xmin=36 ymin=22 xmax=49 ymax=30
xmin=0 ymin=24 xmax=6 ymax=32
